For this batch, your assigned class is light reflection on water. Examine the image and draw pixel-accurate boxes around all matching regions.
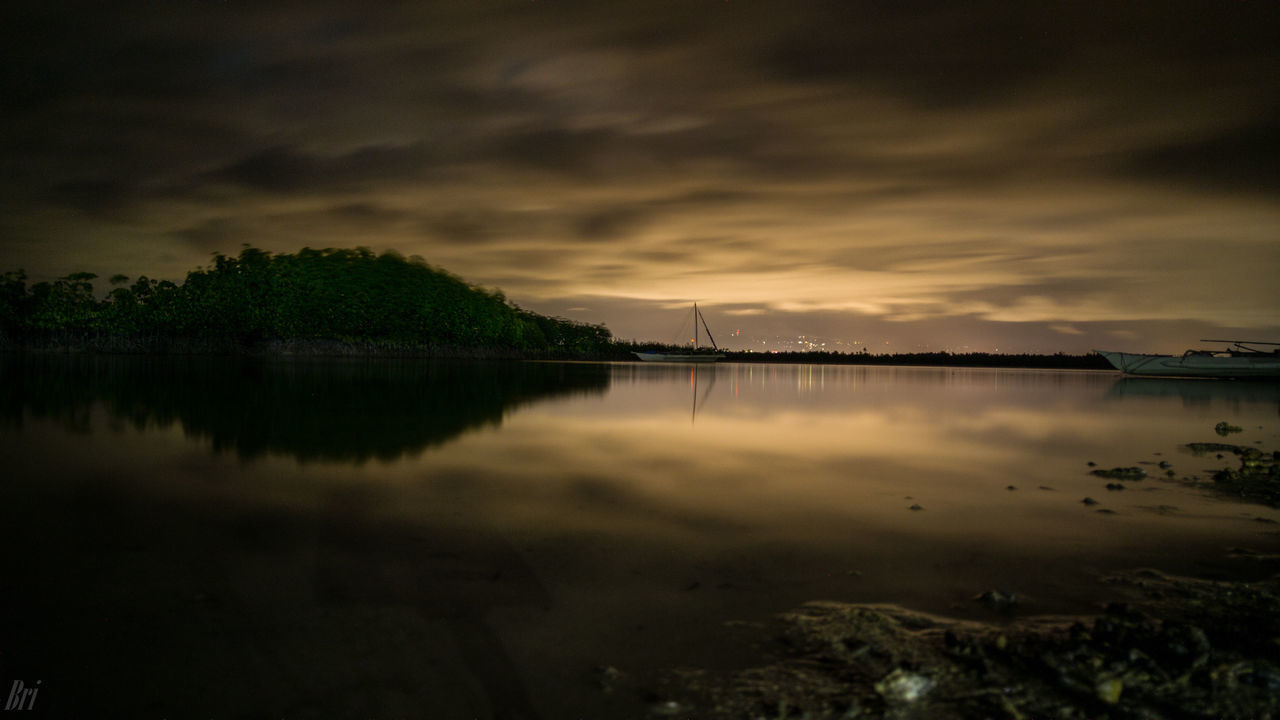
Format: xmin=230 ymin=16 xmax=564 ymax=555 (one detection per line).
xmin=2 ymin=357 xmax=1277 ymax=718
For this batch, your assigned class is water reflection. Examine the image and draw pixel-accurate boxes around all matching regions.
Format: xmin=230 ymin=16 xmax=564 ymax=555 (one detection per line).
xmin=0 ymin=355 xmax=608 ymax=462
xmin=2 ymin=358 xmax=1278 ymax=718
xmin=1107 ymin=376 xmax=1280 ymax=412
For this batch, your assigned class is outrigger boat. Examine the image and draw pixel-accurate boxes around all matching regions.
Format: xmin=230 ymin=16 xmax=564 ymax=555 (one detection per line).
xmin=634 ymin=303 xmax=726 ymax=363
xmin=1094 ymin=340 xmax=1280 ymax=379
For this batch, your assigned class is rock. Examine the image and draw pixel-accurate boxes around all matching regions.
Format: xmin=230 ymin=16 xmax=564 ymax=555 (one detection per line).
xmin=1186 ymin=442 xmax=1244 ymax=455
xmin=1158 ymin=461 xmax=1172 ymax=469
xmin=1082 ymin=497 xmax=1099 ymax=505
xmin=591 ymin=664 xmax=626 ymax=693
xmin=1105 ymin=483 xmax=1125 ymax=491
xmin=909 ymin=504 xmax=923 ymax=511
xmin=647 ymin=699 xmax=685 ymax=716
xmin=1006 ymin=485 xmax=1017 ymax=490
xmin=975 ymin=590 xmax=1018 ymax=610
xmin=1091 ymin=467 xmax=1146 ymax=480
xmin=1095 ymin=676 xmax=1123 ymax=704
xmin=874 ymin=668 xmax=934 ymax=703
xmin=1215 ymin=421 xmax=1243 ymax=436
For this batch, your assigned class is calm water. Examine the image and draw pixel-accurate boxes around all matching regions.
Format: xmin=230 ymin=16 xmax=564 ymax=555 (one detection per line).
xmin=2 ymin=356 xmax=1278 ymax=718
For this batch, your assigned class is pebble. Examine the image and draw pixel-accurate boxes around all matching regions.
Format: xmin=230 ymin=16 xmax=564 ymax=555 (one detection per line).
xmin=1091 ymin=467 xmax=1146 ymax=480
xmin=1096 ymin=677 xmax=1123 ymax=704
xmin=875 ymin=669 xmax=934 ymax=703
xmin=975 ymin=590 xmax=1018 ymax=609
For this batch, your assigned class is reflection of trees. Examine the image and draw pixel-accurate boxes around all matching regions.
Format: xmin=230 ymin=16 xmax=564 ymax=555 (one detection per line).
xmin=1 ymin=355 xmax=608 ymax=462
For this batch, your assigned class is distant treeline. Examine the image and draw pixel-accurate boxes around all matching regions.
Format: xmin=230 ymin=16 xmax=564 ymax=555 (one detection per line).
xmin=0 ymin=247 xmax=612 ymax=357
xmin=719 ymin=349 xmax=1111 ymax=370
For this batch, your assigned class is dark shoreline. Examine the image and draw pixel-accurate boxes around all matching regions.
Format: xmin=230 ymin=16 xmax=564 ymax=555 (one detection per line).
xmin=1 ymin=336 xmax=1112 ymax=370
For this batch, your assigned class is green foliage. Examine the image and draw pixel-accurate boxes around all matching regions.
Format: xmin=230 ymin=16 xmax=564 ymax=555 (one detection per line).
xmin=0 ymin=269 xmax=28 ymax=334
xmin=1 ymin=247 xmax=613 ymax=357
xmin=27 ymin=272 xmax=99 ymax=332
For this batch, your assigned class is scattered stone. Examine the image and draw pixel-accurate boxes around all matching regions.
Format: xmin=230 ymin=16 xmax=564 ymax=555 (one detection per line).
xmin=591 ymin=664 xmax=626 ymax=693
xmin=875 ymin=668 xmax=934 ymax=703
xmin=1038 ymin=485 xmax=1054 ymax=491
xmin=1215 ymin=421 xmax=1243 ymax=436
xmin=1158 ymin=461 xmax=1172 ymax=469
xmin=974 ymin=590 xmax=1018 ymax=610
xmin=647 ymin=698 xmax=685 ymax=716
xmin=1185 ymin=442 xmax=1243 ymax=455
xmin=908 ymin=504 xmax=923 ymax=511
xmin=1105 ymin=483 xmax=1125 ymax=491
xmin=1199 ymin=444 xmax=1280 ymax=507
xmin=1081 ymin=497 xmax=1099 ymax=505
xmin=1096 ymin=509 xmax=1117 ymax=514
xmin=1091 ymin=467 xmax=1146 ymax=480
xmin=1006 ymin=485 xmax=1016 ymax=490
xmin=1087 ymin=461 xmax=1097 ymax=467
xmin=1095 ymin=676 xmax=1124 ymax=704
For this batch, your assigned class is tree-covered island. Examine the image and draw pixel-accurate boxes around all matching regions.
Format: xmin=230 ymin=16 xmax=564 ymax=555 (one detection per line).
xmin=0 ymin=246 xmax=613 ymax=357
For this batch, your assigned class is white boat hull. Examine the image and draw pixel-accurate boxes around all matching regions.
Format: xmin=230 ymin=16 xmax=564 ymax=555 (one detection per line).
xmin=1095 ymin=350 xmax=1280 ymax=379
xmin=633 ymin=352 xmax=724 ymax=363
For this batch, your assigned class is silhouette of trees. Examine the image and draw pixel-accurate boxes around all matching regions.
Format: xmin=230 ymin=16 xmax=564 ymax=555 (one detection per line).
xmin=0 ymin=247 xmax=612 ymax=356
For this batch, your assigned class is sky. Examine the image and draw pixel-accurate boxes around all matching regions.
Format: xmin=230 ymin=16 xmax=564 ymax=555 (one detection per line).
xmin=1 ymin=1 xmax=1277 ymax=354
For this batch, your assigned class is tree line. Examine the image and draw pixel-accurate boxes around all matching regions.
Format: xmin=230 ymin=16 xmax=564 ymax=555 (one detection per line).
xmin=0 ymin=246 xmax=613 ymax=356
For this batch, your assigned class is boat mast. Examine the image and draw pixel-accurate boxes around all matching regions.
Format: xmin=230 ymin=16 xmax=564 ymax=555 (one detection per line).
xmin=697 ymin=305 xmax=719 ymax=351
xmin=693 ymin=303 xmax=698 ymax=350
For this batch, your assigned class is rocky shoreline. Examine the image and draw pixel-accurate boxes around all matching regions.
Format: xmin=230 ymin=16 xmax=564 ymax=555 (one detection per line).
xmin=648 ymin=568 xmax=1279 ymax=720
xmin=633 ymin=432 xmax=1280 ymax=719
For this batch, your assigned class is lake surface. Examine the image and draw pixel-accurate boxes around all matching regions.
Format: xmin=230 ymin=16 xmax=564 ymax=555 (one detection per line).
xmin=2 ymin=356 xmax=1278 ymax=718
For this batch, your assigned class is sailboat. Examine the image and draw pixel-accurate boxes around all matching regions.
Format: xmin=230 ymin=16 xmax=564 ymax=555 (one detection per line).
xmin=633 ymin=303 xmax=726 ymax=363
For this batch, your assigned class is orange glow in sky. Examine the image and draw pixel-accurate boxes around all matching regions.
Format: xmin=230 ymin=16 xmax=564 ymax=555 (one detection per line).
xmin=1 ymin=2 xmax=1277 ymax=353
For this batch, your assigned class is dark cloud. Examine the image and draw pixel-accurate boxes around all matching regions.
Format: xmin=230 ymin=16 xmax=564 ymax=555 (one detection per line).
xmin=1124 ymin=117 xmax=1280 ymax=195
xmin=209 ymin=144 xmax=431 ymax=193
xmin=328 ymin=203 xmax=404 ymax=223
xmin=45 ymin=180 xmax=138 ymax=217
xmin=761 ymin=2 xmax=1065 ymax=107
xmin=170 ymin=218 xmax=245 ymax=251
xmin=574 ymin=207 xmax=653 ymax=241
xmin=425 ymin=212 xmax=506 ymax=245
xmin=484 ymin=127 xmax=632 ymax=177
